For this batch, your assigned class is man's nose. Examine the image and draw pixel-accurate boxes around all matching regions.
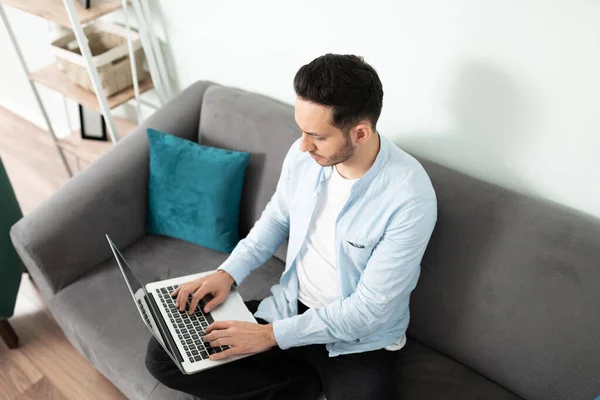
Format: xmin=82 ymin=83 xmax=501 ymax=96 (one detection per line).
xmin=299 ymin=133 xmax=314 ymax=153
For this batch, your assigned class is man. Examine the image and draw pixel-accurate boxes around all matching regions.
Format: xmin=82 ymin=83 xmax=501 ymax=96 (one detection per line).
xmin=145 ymin=54 xmax=437 ymax=400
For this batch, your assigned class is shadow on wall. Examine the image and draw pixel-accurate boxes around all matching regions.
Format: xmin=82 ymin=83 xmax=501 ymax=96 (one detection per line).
xmin=120 ymin=0 xmax=181 ymax=122
xmin=147 ymin=0 xmax=182 ymax=96
xmin=399 ymin=61 xmax=536 ymax=196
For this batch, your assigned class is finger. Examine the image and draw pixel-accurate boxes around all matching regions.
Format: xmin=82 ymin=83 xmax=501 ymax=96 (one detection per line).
xmin=177 ymin=284 xmax=193 ymax=311
xmin=176 ymin=285 xmax=188 ymax=310
xmin=189 ymin=287 xmax=209 ymax=315
xmin=175 ymin=278 xmax=202 ymax=308
xmin=209 ymin=347 xmax=237 ymax=361
xmin=204 ymin=320 xmax=233 ymax=335
xmin=207 ymin=337 xmax=231 ymax=347
xmin=170 ymin=287 xmax=179 ymax=297
xmin=204 ymin=292 xmax=226 ymax=313
xmin=175 ymin=285 xmax=184 ymax=308
xmin=204 ymin=327 xmax=232 ymax=342
xmin=179 ymin=283 xmax=196 ymax=311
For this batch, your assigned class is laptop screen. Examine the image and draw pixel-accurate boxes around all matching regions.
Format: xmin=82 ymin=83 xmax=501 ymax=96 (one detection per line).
xmin=106 ymin=235 xmax=184 ymax=373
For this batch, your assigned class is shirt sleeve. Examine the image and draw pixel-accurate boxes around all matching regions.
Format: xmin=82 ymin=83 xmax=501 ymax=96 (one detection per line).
xmin=272 ymin=198 xmax=437 ymax=349
xmin=217 ymin=139 xmax=299 ymax=286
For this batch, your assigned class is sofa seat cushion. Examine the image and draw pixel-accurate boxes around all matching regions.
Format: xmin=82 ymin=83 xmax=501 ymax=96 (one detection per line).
xmin=48 ymin=234 xmax=285 ymax=400
xmin=395 ymin=338 xmax=523 ymax=400
xmin=48 ymin=255 xmax=158 ymax=399
xmin=120 ymin=234 xmax=285 ymax=300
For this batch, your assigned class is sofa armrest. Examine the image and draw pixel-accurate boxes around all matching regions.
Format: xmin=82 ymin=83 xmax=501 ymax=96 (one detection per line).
xmin=10 ymin=81 xmax=215 ymax=301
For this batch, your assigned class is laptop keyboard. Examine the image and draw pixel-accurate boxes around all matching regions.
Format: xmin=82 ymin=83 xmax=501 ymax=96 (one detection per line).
xmin=158 ymin=284 xmax=230 ymax=363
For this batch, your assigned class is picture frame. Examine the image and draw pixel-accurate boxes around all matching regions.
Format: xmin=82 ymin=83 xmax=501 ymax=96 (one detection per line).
xmin=77 ymin=0 xmax=91 ymax=9
xmin=78 ymin=104 xmax=108 ymax=142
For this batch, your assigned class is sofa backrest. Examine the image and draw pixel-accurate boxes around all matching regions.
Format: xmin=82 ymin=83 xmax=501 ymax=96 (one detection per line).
xmin=197 ymin=85 xmax=298 ymax=261
xmin=409 ymin=158 xmax=600 ymax=400
xmin=196 ymin=82 xmax=600 ymax=400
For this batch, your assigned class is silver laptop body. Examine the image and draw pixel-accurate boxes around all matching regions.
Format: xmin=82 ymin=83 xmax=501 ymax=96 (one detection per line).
xmin=106 ymin=234 xmax=257 ymax=375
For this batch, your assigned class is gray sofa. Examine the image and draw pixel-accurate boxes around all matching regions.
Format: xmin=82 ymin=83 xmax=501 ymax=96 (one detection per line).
xmin=10 ymin=81 xmax=600 ymax=400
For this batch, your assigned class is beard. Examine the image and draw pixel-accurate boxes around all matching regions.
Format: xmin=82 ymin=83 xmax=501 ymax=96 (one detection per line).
xmin=312 ymin=134 xmax=355 ymax=166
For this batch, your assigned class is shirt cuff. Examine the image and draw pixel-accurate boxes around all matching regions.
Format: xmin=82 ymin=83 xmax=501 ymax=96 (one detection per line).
xmin=217 ymin=259 xmax=249 ymax=287
xmin=272 ymin=317 xmax=300 ymax=350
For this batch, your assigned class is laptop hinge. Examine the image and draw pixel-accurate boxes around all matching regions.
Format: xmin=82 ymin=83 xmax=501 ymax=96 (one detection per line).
xmin=146 ymin=291 xmax=184 ymax=364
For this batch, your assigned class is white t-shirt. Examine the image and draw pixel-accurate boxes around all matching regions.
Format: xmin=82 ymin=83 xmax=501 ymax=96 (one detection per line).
xmin=296 ymin=165 xmax=407 ymax=351
xmin=297 ymin=165 xmax=358 ymax=308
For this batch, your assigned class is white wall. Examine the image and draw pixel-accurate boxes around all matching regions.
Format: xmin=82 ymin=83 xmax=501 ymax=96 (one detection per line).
xmin=1 ymin=1 xmax=599 ymax=219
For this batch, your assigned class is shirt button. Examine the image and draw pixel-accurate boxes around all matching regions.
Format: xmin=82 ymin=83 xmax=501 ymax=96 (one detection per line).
xmin=313 ymin=191 xmax=318 ymax=198
xmin=380 ymin=295 xmax=387 ymax=301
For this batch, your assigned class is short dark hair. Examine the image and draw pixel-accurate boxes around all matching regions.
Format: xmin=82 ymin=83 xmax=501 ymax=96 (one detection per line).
xmin=293 ymin=54 xmax=384 ymax=133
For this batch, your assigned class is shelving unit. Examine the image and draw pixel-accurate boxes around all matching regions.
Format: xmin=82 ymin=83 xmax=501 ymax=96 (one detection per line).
xmin=28 ymin=63 xmax=154 ymax=113
xmin=0 ymin=0 xmax=171 ymax=176
xmin=0 ymin=0 xmax=123 ymax=27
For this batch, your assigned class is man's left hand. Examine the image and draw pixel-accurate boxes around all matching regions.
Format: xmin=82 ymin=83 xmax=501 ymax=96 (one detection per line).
xmin=204 ymin=321 xmax=277 ymax=361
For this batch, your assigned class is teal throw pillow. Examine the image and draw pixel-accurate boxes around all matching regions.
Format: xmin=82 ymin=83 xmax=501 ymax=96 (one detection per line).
xmin=146 ymin=128 xmax=250 ymax=253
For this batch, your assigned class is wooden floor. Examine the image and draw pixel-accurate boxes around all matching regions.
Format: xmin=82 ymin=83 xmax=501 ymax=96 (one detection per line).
xmin=0 ymin=107 xmax=127 ymax=399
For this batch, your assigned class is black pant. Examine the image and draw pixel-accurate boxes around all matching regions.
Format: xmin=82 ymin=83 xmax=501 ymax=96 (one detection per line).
xmin=145 ymin=300 xmax=397 ymax=400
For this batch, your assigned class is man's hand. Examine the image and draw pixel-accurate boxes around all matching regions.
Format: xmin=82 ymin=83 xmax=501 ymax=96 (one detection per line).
xmin=170 ymin=270 xmax=235 ymax=314
xmin=204 ymin=321 xmax=277 ymax=361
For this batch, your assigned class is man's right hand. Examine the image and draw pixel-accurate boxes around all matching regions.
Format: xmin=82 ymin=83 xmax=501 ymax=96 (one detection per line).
xmin=170 ymin=270 xmax=235 ymax=315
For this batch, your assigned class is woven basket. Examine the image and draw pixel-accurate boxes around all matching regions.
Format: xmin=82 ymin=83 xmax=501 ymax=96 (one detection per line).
xmin=51 ymin=23 xmax=149 ymax=97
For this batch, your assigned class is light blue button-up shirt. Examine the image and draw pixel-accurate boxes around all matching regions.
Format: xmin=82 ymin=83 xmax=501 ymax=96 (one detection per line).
xmin=219 ymin=134 xmax=437 ymax=357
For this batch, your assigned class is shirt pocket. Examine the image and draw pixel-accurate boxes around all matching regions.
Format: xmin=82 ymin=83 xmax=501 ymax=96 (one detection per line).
xmin=341 ymin=236 xmax=379 ymax=269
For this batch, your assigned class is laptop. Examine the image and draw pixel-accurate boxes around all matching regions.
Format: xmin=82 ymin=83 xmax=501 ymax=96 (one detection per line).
xmin=106 ymin=234 xmax=257 ymax=375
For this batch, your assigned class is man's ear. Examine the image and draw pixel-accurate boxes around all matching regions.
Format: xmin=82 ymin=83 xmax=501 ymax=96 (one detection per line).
xmin=353 ymin=120 xmax=374 ymax=144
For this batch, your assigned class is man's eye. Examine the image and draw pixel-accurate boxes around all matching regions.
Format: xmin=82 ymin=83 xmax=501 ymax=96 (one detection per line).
xmin=315 ymin=137 xmax=326 ymax=141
